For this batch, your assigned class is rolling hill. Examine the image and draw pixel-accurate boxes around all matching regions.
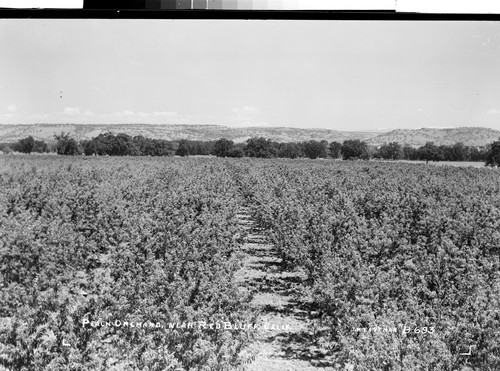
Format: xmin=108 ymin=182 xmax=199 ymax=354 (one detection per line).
xmin=367 ymin=127 xmax=500 ymax=147
xmin=0 ymin=124 xmax=498 ymax=147
xmin=0 ymin=124 xmax=379 ymax=144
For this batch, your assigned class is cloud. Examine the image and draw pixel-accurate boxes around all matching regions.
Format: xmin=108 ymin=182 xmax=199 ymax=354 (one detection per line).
xmin=64 ymin=107 xmax=81 ymax=115
xmin=88 ymin=110 xmax=188 ymax=124
xmin=111 ymin=110 xmax=181 ymax=119
xmin=229 ymin=106 xmax=264 ymax=126
xmin=116 ymin=110 xmax=178 ymax=118
xmin=0 ymin=109 xmax=191 ymax=125
xmin=6 ymin=104 xmax=17 ymax=114
xmin=153 ymin=111 xmax=178 ymax=117
xmin=231 ymin=106 xmax=261 ymax=115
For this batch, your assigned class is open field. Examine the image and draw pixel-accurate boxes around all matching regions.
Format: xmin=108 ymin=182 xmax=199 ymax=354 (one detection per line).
xmin=1 ymin=156 xmax=499 ymax=370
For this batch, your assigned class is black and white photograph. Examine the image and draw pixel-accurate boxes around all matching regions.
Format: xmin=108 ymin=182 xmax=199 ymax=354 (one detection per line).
xmin=1 ymin=4 xmax=500 ymax=371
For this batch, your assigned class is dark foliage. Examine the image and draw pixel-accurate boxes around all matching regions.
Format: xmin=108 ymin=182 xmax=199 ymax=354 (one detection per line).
xmin=302 ymin=140 xmax=328 ymax=159
xmin=245 ymin=137 xmax=278 ymax=158
xmin=341 ymin=139 xmax=369 ymax=160
xmin=486 ymin=138 xmax=500 ymax=167
xmin=329 ymin=141 xmax=342 ymax=159
xmin=376 ymin=142 xmax=403 ymax=160
xmin=213 ymin=138 xmax=235 ymax=157
xmin=7 ymin=131 xmax=493 ymax=164
xmin=278 ymin=142 xmax=303 ymax=159
xmin=54 ymin=132 xmax=82 ymax=155
xmin=9 ymin=136 xmax=49 ymax=154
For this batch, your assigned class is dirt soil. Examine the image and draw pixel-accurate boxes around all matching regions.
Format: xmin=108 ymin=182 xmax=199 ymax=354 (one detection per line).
xmin=234 ymin=206 xmax=338 ymax=371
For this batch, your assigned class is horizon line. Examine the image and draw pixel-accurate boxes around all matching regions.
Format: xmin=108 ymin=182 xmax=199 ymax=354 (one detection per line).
xmin=0 ymin=122 xmax=499 ymax=132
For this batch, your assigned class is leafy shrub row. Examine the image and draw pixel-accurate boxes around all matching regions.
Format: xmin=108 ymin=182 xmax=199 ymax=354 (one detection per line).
xmin=243 ymin=160 xmax=500 ymax=370
xmin=0 ymin=157 xmax=254 ymax=371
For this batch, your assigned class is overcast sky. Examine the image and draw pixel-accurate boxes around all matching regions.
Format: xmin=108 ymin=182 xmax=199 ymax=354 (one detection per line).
xmin=1 ymin=19 xmax=499 ymax=131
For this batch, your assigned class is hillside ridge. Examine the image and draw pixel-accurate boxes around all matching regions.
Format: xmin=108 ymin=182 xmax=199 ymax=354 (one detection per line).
xmin=367 ymin=126 xmax=500 ymax=147
xmin=0 ymin=124 xmax=498 ymax=147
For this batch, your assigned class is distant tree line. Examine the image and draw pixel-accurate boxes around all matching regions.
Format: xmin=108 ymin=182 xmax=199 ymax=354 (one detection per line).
xmin=373 ymin=141 xmax=490 ymax=163
xmin=0 ymin=136 xmax=49 ymax=154
xmin=2 ymin=133 xmax=500 ymax=167
xmin=210 ymin=137 xmax=496 ymax=164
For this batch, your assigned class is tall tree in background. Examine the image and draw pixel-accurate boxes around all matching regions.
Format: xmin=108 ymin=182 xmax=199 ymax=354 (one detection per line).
xmin=114 ymin=133 xmax=140 ymax=156
xmin=341 ymin=139 xmax=369 ymax=160
xmin=486 ymin=138 xmax=500 ymax=167
xmin=12 ymin=136 xmax=48 ymax=154
xmin=278 ymin=142 xmax=303 ymax=159
xmin=329 ymin=141 xmax=342 ymax=159
xmin=91 ymin=132 xmax=115 ymax=155
xmin=227 ymin=145 xmax=245 ymax=158
xmin=451 ymin=142 xmax=467 ymax=161
xmin=54 ymin=132 xmax=81 ymax=155
xmin=470 ymin=146 xmax=487 ymax=162
xmin=378 ymin=142 xmax=403 ymax=160
xmin=213 ymin=138 xmax=234 ymax=157
xmin=403 ymin=145 xmax=418 ymax=160
xmin=81 ymin=139 xmax=98 ymax=156
xmin=131 ymin=135 xmax=175 ymax=156
xmin=245 ymin=137 xmax=276 ymax=158
xmin=302 ymin=140 xmax=328 ymax=159
xmin=15 ymin=136 xmax=35 ymax=154
xmin=32 ymin=140 xmax=48 ymax=153
xmin=419 ymin=142 xmax=440 ymax=164
xmin=176 ymin=139 xmax=190 ymax=157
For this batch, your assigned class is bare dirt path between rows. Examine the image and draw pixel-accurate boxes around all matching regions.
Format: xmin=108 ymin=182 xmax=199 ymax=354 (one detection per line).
xmin=234 ymin=205 xmax=336 ymax=371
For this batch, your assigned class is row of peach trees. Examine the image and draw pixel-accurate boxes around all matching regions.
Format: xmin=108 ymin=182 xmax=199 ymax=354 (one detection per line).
xmin=242 ymin=160 xmax=500 ymax=370
xmin=3 ymin=155 xmax=500 ymax=370
xmin=0 ymin=157 xmax=255 ymax=371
